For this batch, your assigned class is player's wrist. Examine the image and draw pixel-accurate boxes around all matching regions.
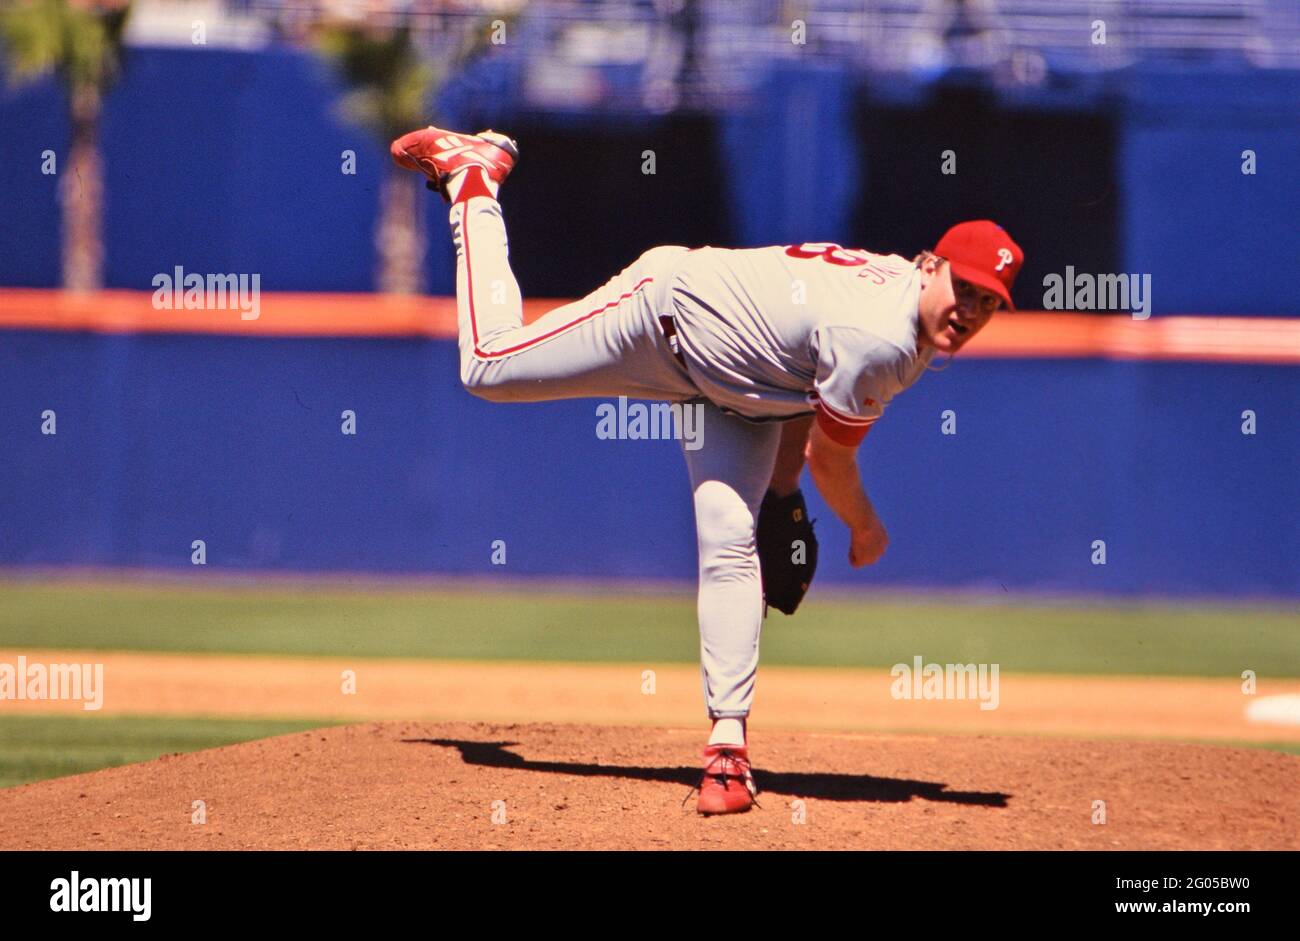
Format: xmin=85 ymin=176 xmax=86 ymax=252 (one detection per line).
xmin=849 ymin=508 xmax=882 ymax=536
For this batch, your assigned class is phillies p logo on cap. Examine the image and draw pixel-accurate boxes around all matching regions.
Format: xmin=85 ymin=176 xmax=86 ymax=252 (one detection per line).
xmin=934 ymin=220 xmax=1025 ymax=311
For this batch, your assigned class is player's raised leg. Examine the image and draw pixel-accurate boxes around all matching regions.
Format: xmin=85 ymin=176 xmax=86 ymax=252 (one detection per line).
xmin=391 ymin=126 xmax=697 ymax=405
xmin=449 ymin=197 xmax=697 ymax=402
xmin=682 ymin=400 xmax=782 ymax=814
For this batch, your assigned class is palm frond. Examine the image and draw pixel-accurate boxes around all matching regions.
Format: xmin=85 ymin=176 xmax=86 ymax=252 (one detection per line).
xmin=0 ymin=0 xmax=131 ymax=94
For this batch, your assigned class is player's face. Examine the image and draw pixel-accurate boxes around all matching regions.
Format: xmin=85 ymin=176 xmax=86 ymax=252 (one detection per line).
xmin=918 ymin=260 xmax=1001 ymax=354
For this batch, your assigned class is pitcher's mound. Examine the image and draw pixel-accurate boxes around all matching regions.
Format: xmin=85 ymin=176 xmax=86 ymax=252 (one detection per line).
xmin=1 ymin=722 xmax=1295 ymax=850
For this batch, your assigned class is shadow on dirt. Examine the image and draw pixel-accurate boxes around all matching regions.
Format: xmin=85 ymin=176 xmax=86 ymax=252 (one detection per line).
xmin=407 ymin=737 xmax=1009 ymax=807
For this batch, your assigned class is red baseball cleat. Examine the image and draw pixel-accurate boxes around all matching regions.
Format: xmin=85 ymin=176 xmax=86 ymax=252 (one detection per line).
xmin=390 ymin=126 xmax=518 ymax=202
xmin=695 ymin=744 xmax=758 ymax=815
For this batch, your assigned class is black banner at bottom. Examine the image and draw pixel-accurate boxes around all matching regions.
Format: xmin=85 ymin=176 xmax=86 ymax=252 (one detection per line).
xmin=0 ymin=850 xmax=1289 ymax=926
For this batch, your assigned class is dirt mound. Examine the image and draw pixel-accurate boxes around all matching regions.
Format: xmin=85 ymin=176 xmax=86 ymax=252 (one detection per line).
xmin=1 ymin=722 xmax=1295 ymax=850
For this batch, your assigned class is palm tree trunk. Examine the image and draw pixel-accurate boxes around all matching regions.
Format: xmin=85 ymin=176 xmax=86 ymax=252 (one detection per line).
xmin=62 ymin=83 xmax=104 ymax=293
xmin=376 ymin=167 xmax=425 ymax=295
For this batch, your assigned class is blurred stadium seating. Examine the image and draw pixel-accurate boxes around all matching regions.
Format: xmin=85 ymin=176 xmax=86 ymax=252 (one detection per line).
xmin=178 ymin=1 xmax=1300 ymax=77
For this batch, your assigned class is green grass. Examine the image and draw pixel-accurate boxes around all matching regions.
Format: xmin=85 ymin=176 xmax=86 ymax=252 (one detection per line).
xmin=1 ymin=580 xmax=1297 ymax=678
xmin=0 ymin=715 xmax=336 ymax=789
xmin=1189 ymin=739 xmax=1300 ymax=756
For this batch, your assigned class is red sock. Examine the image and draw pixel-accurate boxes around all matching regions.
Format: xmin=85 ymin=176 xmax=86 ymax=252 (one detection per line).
xmin=452 ymin=166 xmax=495 ymax=204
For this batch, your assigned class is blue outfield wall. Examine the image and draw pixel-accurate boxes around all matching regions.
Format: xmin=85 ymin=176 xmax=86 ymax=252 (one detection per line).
xmin=1118 ymin=70 xmax=1300 ymax=317
xmin=2 ymin=330 xmax=1296 ymax=598
xmin=2 ymin=48 xmax=1299 ymax=313
xmin=0 ymin=47 xmax=402 ymax=293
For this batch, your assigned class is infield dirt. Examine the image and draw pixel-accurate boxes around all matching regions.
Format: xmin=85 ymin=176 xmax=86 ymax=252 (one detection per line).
xmin=1 ymin=721 xmax=1295 ymax=850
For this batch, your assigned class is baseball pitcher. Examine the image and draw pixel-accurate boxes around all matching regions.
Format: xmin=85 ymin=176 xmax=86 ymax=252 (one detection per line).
xmin=391 ymin=126 xmax=1024 ymax=815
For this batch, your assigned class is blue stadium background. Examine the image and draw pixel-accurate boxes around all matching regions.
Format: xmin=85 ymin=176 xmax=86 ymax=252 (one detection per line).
xmin=1 ymin=10 xmax=1297 ymax=597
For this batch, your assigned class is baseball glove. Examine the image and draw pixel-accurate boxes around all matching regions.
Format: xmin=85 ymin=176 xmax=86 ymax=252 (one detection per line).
xmin=756 ymin=488 xmax=819 ymax=615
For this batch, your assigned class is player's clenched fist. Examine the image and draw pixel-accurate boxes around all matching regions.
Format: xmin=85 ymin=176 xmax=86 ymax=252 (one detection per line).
xmin=849 ymin=520 xmax=889 ymax=567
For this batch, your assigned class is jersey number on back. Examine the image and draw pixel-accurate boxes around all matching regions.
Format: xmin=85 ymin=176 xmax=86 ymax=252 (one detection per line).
xmin=784 ymin=243 xmax=908 ymax=285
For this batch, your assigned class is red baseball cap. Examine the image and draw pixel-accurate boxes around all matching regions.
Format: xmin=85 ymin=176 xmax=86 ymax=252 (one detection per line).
xmin=933 ymin=220 xmax=1024 ymax=311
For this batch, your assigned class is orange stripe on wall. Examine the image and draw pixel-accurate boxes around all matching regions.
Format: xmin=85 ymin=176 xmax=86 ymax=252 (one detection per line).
xmin=1 ymin=289 xmax=1297 ymax=364
xmin=0 ymin=288 xmax=479 ymax=338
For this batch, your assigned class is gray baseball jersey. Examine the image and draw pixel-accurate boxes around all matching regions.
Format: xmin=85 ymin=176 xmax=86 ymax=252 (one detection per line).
xmin=668 ymin=243 xmax=936 ymax=445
